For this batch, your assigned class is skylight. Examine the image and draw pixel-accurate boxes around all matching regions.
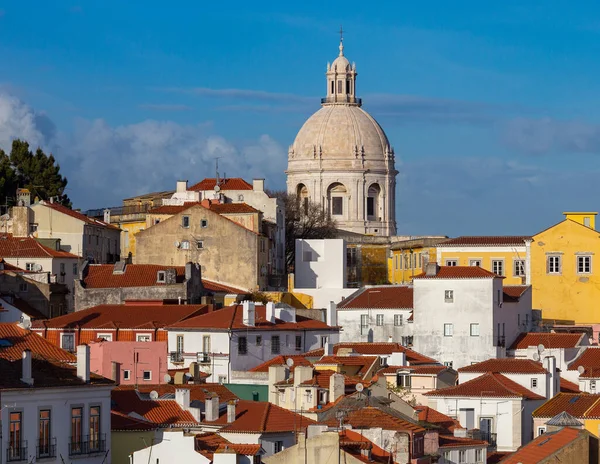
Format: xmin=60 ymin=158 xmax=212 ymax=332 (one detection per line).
xmin=0 ymin=339 xmax=13 ymax=347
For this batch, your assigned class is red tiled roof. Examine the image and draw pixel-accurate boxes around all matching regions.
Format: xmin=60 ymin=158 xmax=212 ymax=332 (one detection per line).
xmin=111 ymin=389 xmax=198 ymax=426
xmin=457 ymin=358 xmax=547 ymax=374
xmin=379 ymin=365 xmax=448 ymax=375
xmin=41 ymin=201 xmax=119 ymax=230
xmin=303 ymin=343 xmax=438 ymax=365
xmin=568 ymin=347 xmax=600 ymax=378
xmin=413 ymin=266 xmax=501 ymax=279
xmin=339 ymin=429 xmax=392 ymax=464
xmin=117 ymin=383 xmax=238 ymax=403
xmin=509 ymin=332 xmax=584 ymax=351
xmin=32 ymin=303 xmax=208 ymax=330
xmin=83 ymin=264 xmax=187 ymax=288
xmin=274 ymin=369 xmax=362 ymax=389
xmin=487 ymin=451 xmax=510 ymax=464
xmin=167 ymin=304 xmax=335 ymax=331
xmin=111 ymin=410 xmax=157 ymax=431
xmin=0 ymin=259 xmax=27 ymax=272
xmin=326 ymin=407 xmax=425 ymax=433
xmin=0 ymin=323 xmax=75 ymax=362
xmin=218 ymin=400 xmax=316 ymax=433
xmin=532 ymin=393 xmax=600 ymax=418
xmin=314 ymin=356 xmax=378 ymax=377
xmin=414 ymin=405 xmax=461 ymax=432
xmin=560 ymin=377 xmax=581 ymax=393
xmin=438 ymin=435 xmax=487 ymax=448
xmin=425 ymin=372 xmax=545 ymax=400
xmin=249 ymin=355 xmax=313 ymax=372
xmin=439 ymin=236 xmax=531 ymax=247
xmin=148 ymin=202 xmax=201 ymax=215
xmin=500 ymin=427 xmax=587 ymax=464
xmin=338 ymin=286 xmax=413 ymax=309
xmin=208 ymin=203 xmax=259 ymax=214
xmin=202 ymin=279 xmax=248 ymax=294
xmin=503 ymin=286 xmax=530 ymax=302
xmin=189 ymin=178 xmax=254 ymax=192
xmin=0 ymin=234 xmax=78 ymax=258
xmin=194 ymin=433 xmax=261 ymax=460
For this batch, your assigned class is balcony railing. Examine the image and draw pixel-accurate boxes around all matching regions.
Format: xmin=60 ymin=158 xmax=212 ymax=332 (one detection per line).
xmin=197 ymin=352 xmax=210 ymax=364
xmin=37 ymin=438 xmax=56 ymax=459
xmin=6 ymin=441 xmax=27 ymax=462
xmin=69 ymin=434 xmax=106 ymax=456
xmin=170 ymin=351 xmax=184 ymax=363
xmin=475 ymin=431 xmax=497 ymax=447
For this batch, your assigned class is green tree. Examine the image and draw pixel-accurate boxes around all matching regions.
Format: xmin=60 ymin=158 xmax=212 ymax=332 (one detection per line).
xmin=0 ymin=150 xmax=17 ymax=210
xmin=4 ymin=139 xmax=71 ymax=207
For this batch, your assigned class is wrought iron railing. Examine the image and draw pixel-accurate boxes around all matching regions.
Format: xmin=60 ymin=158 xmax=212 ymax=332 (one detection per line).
xmin=37 ymin=437 xmax=56 ymax=459
xmin=69 ymin=434 xmax=106 ymax=455
xmin=6 ymin=441 xmax=27 ymax=462
xmin=170 ymin=351 xmax=184 ymax=363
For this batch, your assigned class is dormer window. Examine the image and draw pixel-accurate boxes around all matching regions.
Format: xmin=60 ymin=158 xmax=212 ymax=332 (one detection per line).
xmin=157 ymin=271 xmax=166 ymax=283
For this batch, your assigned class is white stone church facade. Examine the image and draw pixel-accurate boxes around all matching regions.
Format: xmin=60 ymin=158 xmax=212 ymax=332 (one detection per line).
xmin=286 ymin=38 xmax=398 ymax=236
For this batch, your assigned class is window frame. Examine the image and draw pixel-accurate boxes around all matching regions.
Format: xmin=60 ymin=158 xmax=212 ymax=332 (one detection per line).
xmin=394 ymin=314 xmax=403 ymax=326
xmin=376 ymin=314 xmax=384 ymax=326
xmin=61 ymin=333 xmax=75 ymax=352
xmin=577 ymin=255 xmax=592 ymax=274
xmin=123 ymin=370 xmax=131 ymax=381
xmin=182 ymin=215 xmax=190 ymax=228
xmin=492 ymin=259 xmax=504 ymax=276
xmin=157 ymin=271 xmax=166 ymax=283
xmin=238 ymin=336 xmax=248 ymax=355
xmin=547 ymin=254 xmax=562 ymax=274
xmin=256 ymin=335 xmax=262 ymax=346
xmin=9 ymin=410 xmax=23 ymax=459
xmin=295 ymin=335 xmax=302 ymax=351
xmin=38 ymin=409 xmax=51 ymax=457
xmin=531 ymin=378 xmax=538 ymax=388
xmin=470 ymin=323 xmax=480 ymax=337
xmin=331 ymin=196 xmax=343 ymax=216
xmin=142 ymin=371 xmax=152 ymax=381
xmin=445 ymin=259 xmax=458 ymax=266
xmin=444 ymin=290 xmax=454 ymax=303
xmin=136 ymin=334 xmax=151 ymax=342
xmin=201 ymin=219 xmax=208 ymax=228
xmin=89 ymin=405 xmax=101 ymax=452
xmin=97 ymin=333 xmax=113 ymax=342
xmin=271 ymin=335 xmax=280 ymax=354
xmin=513 ymin=259 xmax=526 ymax=277
xmin=444 ymin=323 xmax=453 ymax=337
xmin=70 ymin=406 xmax=83 ymax=454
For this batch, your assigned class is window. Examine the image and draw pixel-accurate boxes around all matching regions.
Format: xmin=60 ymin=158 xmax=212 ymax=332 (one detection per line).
xmin=9 ymin=411 xmax=22 ymax=461
xmin=445 ymin=260 xmax=457 ymax=266
xmin=96 ymin=235 xmax=99 ymax=246
xmin=469 ymin=259 xmax=481 ymax=267
xmin=60 ymin=263 xmax=65 ymax=275
xmin=367 ymin=197 xmax=375 ymax=217
xmin=29 ymin=223 xmax=38 ymax=234
xmin=256 ymin=335 xmax=262 ymax=346
xmin=73 ymin=263 xmax=78 ymax=275
xmin=443 ymin=451 xmax=450 ymax=460
xmin=394 ymin=314 xmax=403 ymax=326
xmin=492 ymin=260 xmax=504 ymax=276
xmin=197 ymin=240 xmax=204 ymax=249
xmin=337 ymin=80 xmax=343 ymax=93
xmin=176 ymin=335 xmax=184 ymax=354
xmin=444 ymin=323 xmax=453 ymax=336
xmin=19 ymin=282 xmax=28 ymax=292
xmin=470 ymin=323 xmax=480 ymax=336
xmin=396 ymin=373 xmax=411 ymax=388
xmin=39 ymin=409 xmax=51 ymax=457
xmin=157 ymin=271 xmax=166 ymax=283
xmin=538 ymin=427 xmax=546 ymax=436
xmin=97 ymin=333 xmax=112 ymax=341
xmin=547 ymin=255 xmax=561 ymax=274
xmin=360 ymin=314 xmax=368 ymax=327
xmin=180 ymin=240 xmax=190 ymax=250
xmin=578 ymin=255 xmax=592 ymax=274
xmin=274 ymin=441 xmax=284 ymax=453
xmin=136 ymin=334 xmax=151 ymax=342
xmin=459 ymin=450 xmax=466 ymax=463
xmin=70 ymin=407 xmax=83 ymax=454
xmin=444 ymin=290 xmax=454 ymax=303
xmin=444 ymin=361 xmax=453 ymax=369
xmin=514 ymin=259 xmax=526 ymax=277
xmin=182 ymin=216 xmax=190 ymax=228
xmin=332 ymin=197 xmax=343 ymax=216
xmin=25 ymin=262 xmax=35 ymax=271
xmin=278 ymin=389 xmax=286 ymax=402
xmin=154 ymin=219 xmax=160 ymax=225
xmin=143 ymin=371 xmax=151 ymax=381
xmin=271 ymin=335 xmax=280 ymax=354
xmin=61 ymin=333 xmax=75 ymax=352
xmin=123 ymin=370 xmax=131 ymax=380
xmin=201 ymin=219 xmax=208 ymax=228
xmin=238 ymin=336 xmax=248 ymax=355
xmin=531 ymin=378 xmax=538 ymax=388
xmin=476 ymin=449 xmax=483 ymax=462
xmin=296 ymin=335 xmax=302 ymax=351
xmin=376 ymin=314 xmax=384 ymax=326
xmin=89 ymin=406 xmax=101 ymax=451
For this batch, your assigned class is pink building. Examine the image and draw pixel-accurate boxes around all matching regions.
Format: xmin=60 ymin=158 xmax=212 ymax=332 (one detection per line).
xmin=89 ymin=339 xmax=168 ymax=385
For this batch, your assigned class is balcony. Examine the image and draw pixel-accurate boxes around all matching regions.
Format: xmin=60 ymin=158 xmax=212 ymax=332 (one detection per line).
xmin=472 ymin=431 xmax=497 ymax=448
xmin=69 ymin=434 xmax=106 ymax=456
xmin=37 ymin=438 xmax=56 ymax=459
xmin=170 ymin=351 xmax=184 ymax=363
xmin=6 ymin=441 xmax=27 ymax=462
xmin=197 ymin=352 xmax=210 ymax=364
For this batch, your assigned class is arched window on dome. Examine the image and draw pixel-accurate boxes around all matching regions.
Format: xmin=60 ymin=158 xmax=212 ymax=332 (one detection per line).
xmin=331 ymin=81 xmax=334 ymax=95
xmin=367 ymin=184 xmax=381 ymax=221
xmin=346 ymin=80 xmax=351 ymax=95
xmin=297 ymin=184 xmax=309 ymax=216
xmin=327 ymin=183 xmax=347 ymax=218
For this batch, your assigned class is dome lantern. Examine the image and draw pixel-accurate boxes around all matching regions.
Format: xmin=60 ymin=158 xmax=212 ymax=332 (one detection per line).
xmin=323 ymin=33 xmax=360 ymax=107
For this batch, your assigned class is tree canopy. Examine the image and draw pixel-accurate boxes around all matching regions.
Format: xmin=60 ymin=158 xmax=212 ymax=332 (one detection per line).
xmin=0 ymin=139 xmax=71 ymax=209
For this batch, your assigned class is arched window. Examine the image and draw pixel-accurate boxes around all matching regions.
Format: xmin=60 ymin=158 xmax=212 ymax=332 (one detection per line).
xmin=331 ymin=81 xmax=334 ymax=95
xmin=297 ymin=184 xmax=309 ymax=216
xmin=367 ymin=184 xmax=381 ymax=220
xmin=346 ymin=80 xmax=351 ymax=95
xmin=327 ymin=183 xmax=347 ymax=217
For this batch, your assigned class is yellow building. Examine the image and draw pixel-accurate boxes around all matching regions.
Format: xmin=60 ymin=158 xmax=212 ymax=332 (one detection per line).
xmin=435 ymin=236 xmax=532 ymax=285
xmin=389 ymin=237 xmax=447 ymax=284
xmin=531 ymin=212 xmax=599 ymax=324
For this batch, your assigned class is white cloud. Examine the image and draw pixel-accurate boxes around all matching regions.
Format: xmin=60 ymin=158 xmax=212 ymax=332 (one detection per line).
xmin=0 ymin=94 xmax=54 ymax=150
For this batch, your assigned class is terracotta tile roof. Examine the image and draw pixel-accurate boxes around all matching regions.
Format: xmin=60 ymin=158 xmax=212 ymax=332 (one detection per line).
xmin=487 ymin=451 xmax=510 ymax=464
xmin=148 ymin=202 xmax=201 ymax=215
xmin=509 ymin=332 xmax=584 ymax=351
xmin=83 ymin=264 xmax=187 ymax=288
xmin=500 ymin=427 xmax=587 ymax=464
xmin=339 ymin=429 xmax=392 ymax=463
xmin=379 ymin=365 xmax=448 ymax=375
xmin=41 ymin=201 xmax=119 ymax=230
xmin=0 ymin=323 xmax=75 ymax=362
xmin=194 ymin=433 xmax=261 ymax=460
xmin=438 ymin=435 xmax=487 ymax=448
xmin=0 ymin=259 xmax=27 ymax=272
xmin=425 ymin=372 xmax=545 ymax=400
xmin=303 ymin=343 xmax=438 ymax=365
xmin=249 ymin=355 xmax=313 ymax=372
xmin=218 ymin=400 xmax=316 ymax=433
xmin=532 ymin=393 xmax=600 ymax=418
xmin=560 ymin=377 xmax=581 ymax=393
xmin=116 ymin=383 xmax=238 ymax=403
xmin=327 ymin=407 xmax=425 ymax=433
xmin=457 ymin=358 xmax=547 ymax=374
xmin=32 ymin=303 xmax=208 ymax=330
xmin=337 ymin=286 xmax=413 ymax=309
xmin=0 ymin=234 xmax=78 ymax=258
xmin=189 ymin=178 xmax=254 ymax=191
xmin=274 ymin=369 xmax=362 ymax=389
xmin=438 ymin=236 xmax=531 ymax=247
xmin=208 ymin=203 xmax=259 ymax=214
xmin=503 ymin=285 xmax=530 ymax=302
xmin=111 ymin=410 xmax=157 ymax=431
xmin=202 ymin=279 xmax=248 ymax=294
xmin=314 ymin=356 xmax=378 ymax=376
xmin=111 ymin=389 xmax=198 ymax=426
xmin=413 ymin=266 xmax=501 ymax=279
xmin=167 ymin=304 xmax=335 ymax=331
xmin=414 ymin=405 xmax=461 ymax=432
xmin=568 ymin=347 xmax=600 ymax=378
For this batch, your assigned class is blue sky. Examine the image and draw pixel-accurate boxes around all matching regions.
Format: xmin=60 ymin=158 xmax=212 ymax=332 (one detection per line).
xmin=1 ymin=1 xmax=600 ymax=236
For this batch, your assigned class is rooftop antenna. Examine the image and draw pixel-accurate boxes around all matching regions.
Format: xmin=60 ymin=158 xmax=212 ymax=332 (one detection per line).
xmin=215 ymin=157 xmax=221 ymax=189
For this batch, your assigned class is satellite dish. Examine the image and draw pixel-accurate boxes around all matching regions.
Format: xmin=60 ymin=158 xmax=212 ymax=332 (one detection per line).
xmin=149 ymin=390 xmax=159 ymax=400
xmin=356 ymin=383 xmax=364 ymax=392
xmin=175 ymin=241 xmax=181 ymax=248
xmin=164 ymin=374 xmax=172 ymax=384
xmin=538 ymin=344 xmax=545 ymax=353
xmin=578 ymin=366 xmax=586 ymax=375
xmin=34 ymin=264 xmax=43 ymax=272
xmin=20 ymin=317 xmax=31 ymax=330
xmin=214 ymin=185 xmax=221 ymax=192
xmin=532 ymin=352 xmax=540 ymax=361
xmin=286 ymin=358 xmax=295 ymax=367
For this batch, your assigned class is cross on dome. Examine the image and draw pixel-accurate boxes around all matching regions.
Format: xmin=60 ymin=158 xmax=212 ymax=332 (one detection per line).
xmin=339 ymin=25 xmax=345 ymax=56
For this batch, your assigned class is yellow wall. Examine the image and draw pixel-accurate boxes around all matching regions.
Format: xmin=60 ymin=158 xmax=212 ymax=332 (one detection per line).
xmin=564 ymin=212 xmax=597 ymax=230
xmin=584 ymin=419 xmax=600 ymax=437
xmin=389 ymin=247 xmax=437 ymax=284
xmin=531 ymin=219 xmax=600 ymax=324
xmin=119 ymin=220 xmax=146 ymax=259
xmin=263 ymin=291 xmax=314 ymax=309
xmin=436 ymin=249 xmax=527 ymax=285
xmin=112 ymin=430 xmax=156 ymax=464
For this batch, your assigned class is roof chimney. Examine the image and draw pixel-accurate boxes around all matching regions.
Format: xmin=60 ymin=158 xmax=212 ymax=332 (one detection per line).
xmin=327 ymin=301 xmax=337 ymax=327
xmin=266 ymin=302 xmax=276 ymax=323
xmin=242 ymin=301 xmax=255 ymax=327
xmin=176 ymin=388 xmax=191 ymax=409
xmin=21 ymin=349 xmax=33 ymax=386
xmin=205 ymin=394 xmax=220 ymax=422
xmin=77 ymin=344 xmax=91 ymax=383
xmin=253 ymin=179 xmax=265 ymax=192
xmin=425 ymin=262 xmax=439 ymax=276
xmin=227 ymin=400 xmax=237 ymax=423
xmin=176 ymin=180 xmax=188 ymax=193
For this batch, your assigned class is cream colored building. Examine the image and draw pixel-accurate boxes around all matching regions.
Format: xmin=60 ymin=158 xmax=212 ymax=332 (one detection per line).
xmin=286 ymin=38 xmax=397 ymax=236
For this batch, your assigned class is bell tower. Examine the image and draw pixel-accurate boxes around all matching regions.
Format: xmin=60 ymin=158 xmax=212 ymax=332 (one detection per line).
xmin=324 ymin=28 xmax=360 ymax=106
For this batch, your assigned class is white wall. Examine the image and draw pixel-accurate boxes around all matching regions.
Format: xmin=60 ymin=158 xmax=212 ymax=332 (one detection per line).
xmin=295 ymin=288 xmax=356 ymax=310
xmin=459 ymin=371 xmax=549 ymax=398
xmin=132 ymin=430 xmax=210 ymax=464
xmin=338 ymin=308 xmax=414 ymax=343
xmin=221 ymin=431 xmax=295 ymax=457
xmin=294 ymin=239 xmax=346 ymax=289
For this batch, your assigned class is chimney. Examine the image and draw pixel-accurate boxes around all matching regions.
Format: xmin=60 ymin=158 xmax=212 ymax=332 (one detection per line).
xmin=103 ymin=209 xmax=110 ymax=224
xmin=426 ymin=262 xmax=439 ymax=276
xmin=329 ymin=373 xmax=345 ymax=403
xmin=189 ymin=362 xmax=200 ymax=382
xmin=326 ymin=301 xmax=337 ymax=327
xmin=77 ymin=344 xmax=91 ymax=383
xmin=111 ymin=361 xmax=120 ymax=385
xmin=325 ymin=340 xmax=334 ymax=356
xmin=176 ymin=180 xmax=188 ymax=193
xmin=544 ymin=356 xmax=558 ymax=398
xmin=389 ymin=351 xmax=407 ymax=367
xmin=205 ymin=394 xmax=220 ymax=422
xmin=242 ymin=301 xmax=255 ymax=327
xmin=227 ymin=400 xmax=236 ymax=423
xmin=268 ymin=365 xmax=289 ymax=404
xmin=21 ymin=349 xmax=33 ymax=386
xmin=294 ymin=366 xmax=314 ymax=388
xmin=253 ymin=179 xmax=265 ymax=192
xmin=266 ymin=302 xmax=276 ymax=323
xmin=176 ymin=388 xmax=191 ymax=410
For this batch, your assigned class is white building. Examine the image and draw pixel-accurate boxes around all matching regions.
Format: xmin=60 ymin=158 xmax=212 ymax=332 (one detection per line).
xmin=0 ymin=325 xmax=113 ymax=464
xmin=412 ymin=264 xmax=532 ymax=370
xmin=166 ymin=301 xmax=340 ymax=382
xmin=564 ymin=346 xmax=600 ymax=392
xmin=286 ymin=37 xmax=397 ymax=236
